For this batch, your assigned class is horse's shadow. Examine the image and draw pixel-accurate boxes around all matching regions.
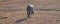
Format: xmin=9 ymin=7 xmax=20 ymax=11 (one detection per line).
xmin=15 ymin=17 xmax=28 ymax=23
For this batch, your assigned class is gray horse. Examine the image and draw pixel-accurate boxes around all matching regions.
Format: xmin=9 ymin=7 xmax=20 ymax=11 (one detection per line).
xmin=27 ymin=5 xmax=34 ymax=18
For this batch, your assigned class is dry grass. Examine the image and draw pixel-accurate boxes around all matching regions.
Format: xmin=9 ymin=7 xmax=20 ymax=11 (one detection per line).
xmin=0 ymin=11 xmax=60 ymax=24
xmin=0 ymin=0 xmax=60 ymax=24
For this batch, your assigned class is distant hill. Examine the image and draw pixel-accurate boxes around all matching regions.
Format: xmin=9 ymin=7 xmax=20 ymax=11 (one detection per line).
xmin=0 ymin=0 xmax=60 ymax=10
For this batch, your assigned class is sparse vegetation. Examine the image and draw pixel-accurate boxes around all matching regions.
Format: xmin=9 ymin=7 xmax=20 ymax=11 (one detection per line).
xmin=0 ymin=0 xmax=60 ymax=24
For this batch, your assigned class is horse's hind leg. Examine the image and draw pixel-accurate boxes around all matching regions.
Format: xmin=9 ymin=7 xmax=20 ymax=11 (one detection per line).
xmin=27 ymin=12 xmax=31 ymax=18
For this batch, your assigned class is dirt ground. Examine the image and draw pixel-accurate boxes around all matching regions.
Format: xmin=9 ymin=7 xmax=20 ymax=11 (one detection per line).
xmin=0 ymin=0 xmax=60 ymax=24
xmin=0 ymin=11 xmax=60 ymax=24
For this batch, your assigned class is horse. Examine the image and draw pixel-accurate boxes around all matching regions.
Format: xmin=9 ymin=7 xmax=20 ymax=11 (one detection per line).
xmin=27 ymin=5 xmax=34 ymax=18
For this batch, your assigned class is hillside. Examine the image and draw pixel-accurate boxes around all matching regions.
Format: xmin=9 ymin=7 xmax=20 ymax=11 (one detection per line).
xmin=0 ymin=0 xmax=60 ymax=10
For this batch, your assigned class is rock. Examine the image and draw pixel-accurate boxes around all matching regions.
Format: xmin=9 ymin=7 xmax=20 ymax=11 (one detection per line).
xmin=0 ymin=16 xmax=7 ymax=19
